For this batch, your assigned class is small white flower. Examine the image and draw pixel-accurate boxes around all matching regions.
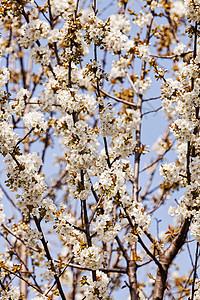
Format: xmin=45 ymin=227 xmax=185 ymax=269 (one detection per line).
xmin=173 ymin=43 xmax=186 ymax=55
xmin=133 ymin=11 xmax=152 ymax=28
xmin=137 ymin=44 xmax=150 ymax=61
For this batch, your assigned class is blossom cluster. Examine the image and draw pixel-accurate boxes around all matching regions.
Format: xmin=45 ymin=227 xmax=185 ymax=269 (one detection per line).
xmin=104 ymin=14 xmax=134 ymax=53
xmin=19 ymin=19 xmax=50 ymax=49
xmin=0 ymin=285 xmax=20 ymax=300
xmin=5 ymin=153 xmax=50 ymax=218
xmin=184 ymin=0 xmax=200 ymax=22
xmin=81 ymin=271 xmax=111 ymax=300
xmin=55 ymin=206 xmax=106 ymax=270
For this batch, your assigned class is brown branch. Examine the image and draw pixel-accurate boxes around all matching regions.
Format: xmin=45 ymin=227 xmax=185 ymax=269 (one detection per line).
xmin=2 ymin=224 xmax=38 ymax=253
xmin=142 ymin=106 xmax=162 ymax=117
xmin=14 ymin=127 xmax=35 ymax=151
xmin=150 ymin=50 xmax=193 ymax=59
xmin=143 ymin=96 xmax=161 ymax=102
xmin=91 ymin=83 xmax=137 ymax=108
xmin=66 ymin=221 xmax=86 ymax=233
xmin=89 ymin=195 xmax=103 ymax=224
xmin=45 ymin=256 xmax=74 ymax=296
xmin=1 ymin=265 xmax=43 ymax=294
xmin=66 ymin=263 xmax=127 ymax=274
xmin=0 ymin=231 xmax=42 ymax=292
xmin=33 ymin=216 xmax=67 ymax=300
xmin=115 ymin=236 xmax=137 ymax=299
xmin=191 ymin=242 xmax=199 ymax=300
xmin=81 ymin=171 xmax=97 ymax=281
xmin=124 ymin=208 xmax=164 ymax=270
xmin=137 ymin=235 xmax=163 ymax=271
xmin=153 ymin=218 xmax=191 ymax=300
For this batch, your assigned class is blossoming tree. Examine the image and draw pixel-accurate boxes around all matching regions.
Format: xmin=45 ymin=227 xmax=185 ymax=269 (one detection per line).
xmin=0 ymin=0 xmax=200 ymax=299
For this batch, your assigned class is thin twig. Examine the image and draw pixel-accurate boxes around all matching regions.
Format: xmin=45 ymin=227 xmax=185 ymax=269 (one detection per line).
xmin=92 ymin=84 xmax=137 ymax=108
xmin=191 ymin=242 xmax=199 ymax=300
xmin=1 ymin=266 xmax=43 ymax=294
xmin=14 ymin=127 xmax=35 ymax=150
xmin=150 ymin=50 xmax=193 ymax=59
xmin=142 ymin=106 xmax=162 ymax=117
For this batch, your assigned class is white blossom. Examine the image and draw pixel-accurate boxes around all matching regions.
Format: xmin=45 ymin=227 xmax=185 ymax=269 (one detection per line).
xmin=19 ymin=19 xmax=50 ymax=48
xmin=74 ymin=245 xmax=105 ymax=270
xmin=81 ymin=271 xmax=110 ymax=300
xmin=31 ymin=46 xmax=51 ymax=65
xmin=184 ymin=0 xmax=200 ymax=22
xmin=137 ymin=44 xmax=150 ymax=61
xmin=171 ymin=1 xmax=185 ymax=19
xmin=23 ymin=111 xmax=48 ymax=134
xmin=93 ymin=214 xmax=121 ymax=242
xmin=134 ymin=77 xmax=152 ymax=94
xmin=50 ymin=0 xmax=77 ymax=18
xmin=0 ymin=67 xmax=10 ymax=89
xmin=152 ymin=136 xmax=171 ymax=155
xmin=109 ymin=56 xmax=130 ymax=80
xmin=104 ymin=14 xmax=134 ymax=53
xmin=173 ymin=43 xmax=186 ymax=56
xmin=133 ymin=11 xmax=152 ymax=28
xmin=0 ymin=285 xmax=20 ymax=300
xmin=24 ymin=227 xmax=42 ymax=248
xmin=112 ymin=133 xmax=137 ymax=158
xmin=0 ymin=122 xmax=19 ymax=155
xmin=9 ymin=88 xmax=29 ymax=116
